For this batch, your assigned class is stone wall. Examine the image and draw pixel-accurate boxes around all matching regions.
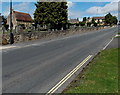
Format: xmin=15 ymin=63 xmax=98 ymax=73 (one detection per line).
xmin=1 ymin=26 xmax=108 ymax=45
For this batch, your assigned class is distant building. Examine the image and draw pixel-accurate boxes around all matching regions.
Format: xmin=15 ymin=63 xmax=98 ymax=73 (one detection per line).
xmin=7 ymin=10 xmax=33 ymax=29
xmin=93 ymin=17 xmax=105 ymax=25
xmin=69 ymin=19 xmax=79 ymax=24
xmin=86 ymin=16 xmax=105 ymax=26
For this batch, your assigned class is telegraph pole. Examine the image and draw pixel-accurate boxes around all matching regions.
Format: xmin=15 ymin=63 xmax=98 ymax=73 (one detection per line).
xmin=10 ymin=0 xmax=14 ymax=44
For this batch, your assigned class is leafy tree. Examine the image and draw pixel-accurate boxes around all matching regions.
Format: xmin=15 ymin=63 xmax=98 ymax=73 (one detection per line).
xmin=1 ymin=16 xmax=7 ymax=26
xmin=87 ymin=22 xmax=92 ymax=27
xmin=105 ymin=13 xmax=118 ymax=25
xmin=93 ymin=22 xmax=97 ymax=27
xmin=98 ymin=19 xmax=100 ymax=24
xmin=76 ymin=23 xmax=79 ymax=26
xmin=1 ymin=16 xmax=9 ymax=30
xmin=111 ymin=16 xmax=118 ymax=25
xmin=34 ymin=1 xmax=68 ymax=30
xmin=105 ymin=13 xmax=113 ymax=25
xmin=91 ymin=18 xmax=95 ymax=24
xmin=83 ymin=17 xmax=87 ymax=22
xmin=80 ymin=22 xmax=85 ymax=26
xmin=88 ymin=17 xmax=90 ymax=19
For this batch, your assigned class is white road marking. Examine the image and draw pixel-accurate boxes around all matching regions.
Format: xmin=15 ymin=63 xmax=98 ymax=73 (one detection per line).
xmin=46 ymin=55 xmax=93 ymax=95
xmin=102 ymin=38 xmax=114 ymax=50
xmin=0 ymin=46 xmax=17 ymax=50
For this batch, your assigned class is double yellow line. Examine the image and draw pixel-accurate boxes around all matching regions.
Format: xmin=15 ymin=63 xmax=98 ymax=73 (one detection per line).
xmin=46 ymin=55 xmax=93 ymax=95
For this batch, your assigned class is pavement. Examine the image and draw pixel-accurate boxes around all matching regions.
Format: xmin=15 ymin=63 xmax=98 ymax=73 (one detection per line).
xmin=106 ymin=37 xmax=119 ymax=49
xmin=1 ymin=27 xmax=118 ymax=94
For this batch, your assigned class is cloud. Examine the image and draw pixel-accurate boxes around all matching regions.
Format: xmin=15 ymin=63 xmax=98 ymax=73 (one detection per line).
xmin=3 ymin=11 xmax=9 ymax=17
xmin=67 ymin=1 xmax=74 ymax=9
xmin=87 ymin=2 xmax=118 ymax=15
xmin=2 ymin=2 xmax=34 ymax=18
xmin=112 ymin=12 xmax=120 ymax=20
xmin=2 ymin=6 xmax=9 ymax=17
xmin=67 ymin=2 xmax=81 ymax=18
xmin=13 ymin=2 xmax=31 ymax=13
xmin=68 ymin=10 xmax=82 ymax=19
xmin=13 ymin=2 xmax=35 ymax=18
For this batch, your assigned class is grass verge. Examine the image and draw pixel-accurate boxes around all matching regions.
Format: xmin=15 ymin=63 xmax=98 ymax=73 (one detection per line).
xmin=116 ymin=36 xmax=120 ymax=38
xmin=63 ymin=48 xmax=119 ymax=93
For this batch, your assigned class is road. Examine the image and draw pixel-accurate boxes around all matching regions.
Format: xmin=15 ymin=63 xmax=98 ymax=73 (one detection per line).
xmin=2 ymin=27 xmax=118 ymax=93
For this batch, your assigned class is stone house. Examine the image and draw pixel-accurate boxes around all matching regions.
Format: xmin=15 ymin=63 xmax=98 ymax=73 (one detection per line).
xmin=86 ymin=16 xmax=105 ymax=26
xmin=92 ymin=17 xmax=105 ymax=25
xmin=7 ymin=10 xmax=33 ymax=29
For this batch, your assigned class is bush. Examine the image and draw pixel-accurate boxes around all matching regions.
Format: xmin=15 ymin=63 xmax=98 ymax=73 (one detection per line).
xmin=4 ymin=24 xmax=9 ymax=30
xmin=18 ymin=24 xmax=25 ymax=29
xmin=80 ymin=22 xmax=85 ymax=26
xmin=93 ymin=23 xmax=98 ymax=27
xmin=87 ymin=22 xmax=92 ymax=27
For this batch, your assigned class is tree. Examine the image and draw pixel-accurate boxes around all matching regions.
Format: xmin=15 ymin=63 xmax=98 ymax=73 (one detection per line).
xmin=105 ymin=13 xmax=118 ymax=25
xmin=111 ymin=16 xmax=118 ymax=25
xmin=80 ymin=22 xmax=85 ymax=26
xmin=83 ymin=17 xmax=87 ymax=22
xmin=105 ymin=13 xmax=113 ymax=25
xmin=91 ymin=18 xmax=95 ymax=24
xmin=34 ymin=1 xmax=68 ymax=30
xmin=93 ymin=22 xmax=97 ymax=27
xmin=98 ymin=19 xmax=100 ymax=24
xmin=1 ymin=16 xmax=9 ymax=30
xmin=2 ymin=16 xmax=7 ymax=25
xmin=87 ymin=22 xmax=92 ymax=27
xmin=88 ymin=17 xmax=90 ymax=19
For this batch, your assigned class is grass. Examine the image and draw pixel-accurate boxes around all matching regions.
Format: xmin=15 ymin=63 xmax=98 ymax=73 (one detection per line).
xmin=118 ymin=32 xmax=120 ymax=35
xmin=63 ymin=48 xmax=119 ymax=93
xmin=116 ymin=36 xmax=120 ymax=38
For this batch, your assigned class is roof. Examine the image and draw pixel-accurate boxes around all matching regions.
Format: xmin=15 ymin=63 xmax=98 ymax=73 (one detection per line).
xmin=69 ymin=19 xmax=79 ymax=24
xmin=93 ymin=17 xmax=105 ymax=20
xmin=13 ymin=11 xmax=32 ymax=22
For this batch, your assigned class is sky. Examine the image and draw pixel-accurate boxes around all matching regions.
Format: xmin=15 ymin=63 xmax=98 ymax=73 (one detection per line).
xmin=1 ymin=0 xmax=119 ymax=21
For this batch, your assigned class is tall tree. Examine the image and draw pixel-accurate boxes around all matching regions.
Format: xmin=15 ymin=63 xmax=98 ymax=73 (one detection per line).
xmin=2 ymin=16 xmax=7 ymax=25
xmin=111 ymin=16 xmax=118 ymax=25
xmin=34 ymin=1 xmax=68 ymax=30
xmin=83 ymin=17 xmax=87 ymax=22
xmin=105 ymin=13 xmax=113 ymax=25
xmin=105 ymin=13 xmax=118 ymax=25
xmin=91 ymin=18 xmax=95 ymax=24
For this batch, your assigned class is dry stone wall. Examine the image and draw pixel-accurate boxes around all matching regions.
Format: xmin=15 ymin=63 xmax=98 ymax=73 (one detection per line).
xmin=1 ymin=26 xmax=108 ymax=45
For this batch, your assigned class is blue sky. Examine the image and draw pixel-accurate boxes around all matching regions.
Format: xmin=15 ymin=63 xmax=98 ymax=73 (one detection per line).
xmin=1 ymin=1 xmax=119 ymax=21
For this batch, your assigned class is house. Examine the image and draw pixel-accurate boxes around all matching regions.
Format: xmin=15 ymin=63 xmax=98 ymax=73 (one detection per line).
xmin=7 ymin=10 xmax=33 ymax=29
xmin=69 ymin=19 xmax=79 ymax=24
xmin=86 ymin=16 xmax=105 ymax=26
xmin=92 ymin=16 xmax=105 ymax=25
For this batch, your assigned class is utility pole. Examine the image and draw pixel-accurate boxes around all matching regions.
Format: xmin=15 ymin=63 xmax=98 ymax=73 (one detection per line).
xmin=10 ymin=0 xmax=14 ymax=44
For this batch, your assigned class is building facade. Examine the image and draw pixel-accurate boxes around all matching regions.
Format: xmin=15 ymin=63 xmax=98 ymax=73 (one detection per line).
xmin=92 ymin=17 xmax=105 ymax=25
xmin=86 ymin=16 xmax=105 ymax=26
xmin=7 ymin=10 xmax=33 ymax=29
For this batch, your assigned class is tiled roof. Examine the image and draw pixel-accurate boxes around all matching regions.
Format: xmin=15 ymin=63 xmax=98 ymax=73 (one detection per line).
xmin=93 ymin=17 xmax=105 ymax=20
xmin=13 ymin=11 xmax=32 ymax=22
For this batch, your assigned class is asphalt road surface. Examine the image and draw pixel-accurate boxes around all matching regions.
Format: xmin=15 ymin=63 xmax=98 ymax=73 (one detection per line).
xmin=2 ymin=27 xmax=118 ymax=93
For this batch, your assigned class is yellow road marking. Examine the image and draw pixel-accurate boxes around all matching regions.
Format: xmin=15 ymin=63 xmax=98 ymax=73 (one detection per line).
xmin=46 ymin=55 xmax=93 ymax=95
